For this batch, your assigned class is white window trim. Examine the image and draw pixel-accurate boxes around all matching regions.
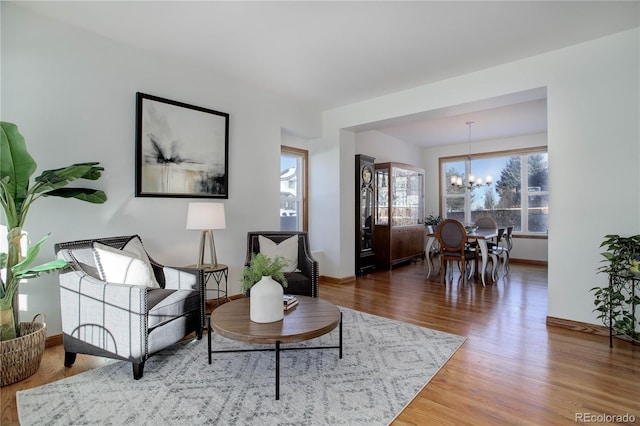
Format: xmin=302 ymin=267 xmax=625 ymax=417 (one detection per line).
xmin=281 ymin=146 xmax=308 ymax=232
xmin=439 ymin=146 xmax=548 ymax=236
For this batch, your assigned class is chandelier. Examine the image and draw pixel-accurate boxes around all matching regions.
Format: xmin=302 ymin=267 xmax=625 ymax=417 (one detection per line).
xmin=451 ymin=121 xmax=492 ymax=190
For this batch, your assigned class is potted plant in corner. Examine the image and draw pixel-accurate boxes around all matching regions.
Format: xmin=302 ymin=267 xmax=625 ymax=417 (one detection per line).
xmin=241 ymin=253 xmax=288 ymax=323
xmin=425 ymin=213 xmax=443 ymax=234
xmin=592 ymin=234 xmax=640 ymax=344
xmin=0 ymin=121 xmax=107 ymax=386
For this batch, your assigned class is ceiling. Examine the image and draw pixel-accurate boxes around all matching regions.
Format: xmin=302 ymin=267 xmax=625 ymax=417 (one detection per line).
xmin=13 ymin=1 xmax=640 ymax=147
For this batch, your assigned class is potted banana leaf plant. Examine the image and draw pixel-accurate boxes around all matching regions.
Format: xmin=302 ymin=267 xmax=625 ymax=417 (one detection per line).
xmin=0 ymin=121 xmax=107 ymax=344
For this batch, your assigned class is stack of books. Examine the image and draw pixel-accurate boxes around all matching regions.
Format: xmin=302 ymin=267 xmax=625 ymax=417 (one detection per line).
xmin=283 ymin=294 xmax=298 ymax=311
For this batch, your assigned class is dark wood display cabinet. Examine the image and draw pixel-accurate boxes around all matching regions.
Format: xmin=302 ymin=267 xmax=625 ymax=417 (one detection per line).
xmin=373 ymin=162 xmax=425 ymax=269
xmin=355 ymin=155 xmax=376 ymax=275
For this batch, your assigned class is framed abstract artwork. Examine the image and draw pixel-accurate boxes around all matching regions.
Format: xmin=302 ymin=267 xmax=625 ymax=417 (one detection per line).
xmin=135 ymin=92 xmax=229 ymax=198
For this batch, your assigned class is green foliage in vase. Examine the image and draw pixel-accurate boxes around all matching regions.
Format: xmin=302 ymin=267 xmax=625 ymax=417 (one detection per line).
xmin=592 ymin=234 xmax=640 ymax=342
xmin=241 ymin=253 xmax=288 ymax=296
xmin=425 ymin=213 xmax=443 ymax=226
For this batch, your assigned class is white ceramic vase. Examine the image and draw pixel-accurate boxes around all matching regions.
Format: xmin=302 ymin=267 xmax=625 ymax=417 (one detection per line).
xmin=250 ymin=275 xmax=284 ymax=323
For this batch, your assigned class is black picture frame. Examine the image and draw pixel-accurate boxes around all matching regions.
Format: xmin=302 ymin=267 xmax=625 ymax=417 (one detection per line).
xmin=135 ymin=92 xmax=229 ymax=198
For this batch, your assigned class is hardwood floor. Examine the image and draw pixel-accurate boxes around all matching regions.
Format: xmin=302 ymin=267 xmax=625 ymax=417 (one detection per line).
xmin=2 ymin=262 xmax=639 ymax=425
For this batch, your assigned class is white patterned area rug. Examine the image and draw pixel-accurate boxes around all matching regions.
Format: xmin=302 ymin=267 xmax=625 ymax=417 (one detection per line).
xmin=17 ymin=307 xmax=465 ymax=426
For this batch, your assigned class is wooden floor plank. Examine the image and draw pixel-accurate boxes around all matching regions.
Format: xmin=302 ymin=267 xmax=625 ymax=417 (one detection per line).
xmin=2 ymin=261 xmax=639 ymax=425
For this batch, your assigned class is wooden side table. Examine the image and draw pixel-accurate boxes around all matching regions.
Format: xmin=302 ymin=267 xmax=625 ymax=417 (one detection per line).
xmin=185 ymin=263 xmax=230 ymax=314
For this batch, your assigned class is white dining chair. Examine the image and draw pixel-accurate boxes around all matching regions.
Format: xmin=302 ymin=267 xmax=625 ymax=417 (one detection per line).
xmin=488 ymin=228 xmax=509 ymax=280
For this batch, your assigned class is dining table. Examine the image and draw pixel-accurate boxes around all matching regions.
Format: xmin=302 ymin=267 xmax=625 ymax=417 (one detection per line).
xmin=426 ymin=227 xmax=502 ymax=286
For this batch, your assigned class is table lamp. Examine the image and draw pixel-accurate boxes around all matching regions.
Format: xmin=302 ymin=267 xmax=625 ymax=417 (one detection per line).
xmin=186 ymin=202 xmax=226 ymax=267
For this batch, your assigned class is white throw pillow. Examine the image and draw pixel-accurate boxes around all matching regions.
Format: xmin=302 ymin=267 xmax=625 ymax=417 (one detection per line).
xmin=122 ymin=236 xmax=160 ymax=288
xmin=93 ymin=241 xmax=160 ymax=288
xmin=258 ymin=235 xmax=298 ymax=273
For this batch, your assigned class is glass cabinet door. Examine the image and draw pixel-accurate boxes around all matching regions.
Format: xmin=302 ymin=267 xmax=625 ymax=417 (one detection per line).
xmin=375 ymin=169 xmax=389 ymax=225
xmin=372 ymin=162 xmax=425 ymax=270
xmin=391 ymin=167 xmax=424 ymax=226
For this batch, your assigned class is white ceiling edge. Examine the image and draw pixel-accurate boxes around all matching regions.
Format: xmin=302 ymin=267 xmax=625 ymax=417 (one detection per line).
xmin=348 ymin=87 xmax=548 ymax=148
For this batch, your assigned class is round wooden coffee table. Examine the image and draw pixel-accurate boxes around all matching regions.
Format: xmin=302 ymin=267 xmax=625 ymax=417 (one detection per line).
xmin=208 ymin=296 xmax=342 ymax=400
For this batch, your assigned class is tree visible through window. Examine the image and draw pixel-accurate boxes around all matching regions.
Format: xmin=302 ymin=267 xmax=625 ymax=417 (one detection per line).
xmin=441 ymin=149 xmax=548 ymax=234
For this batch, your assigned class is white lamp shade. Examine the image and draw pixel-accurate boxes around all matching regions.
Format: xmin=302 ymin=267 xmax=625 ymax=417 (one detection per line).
xmin=186 ymin=203 xmax=226 ymax=230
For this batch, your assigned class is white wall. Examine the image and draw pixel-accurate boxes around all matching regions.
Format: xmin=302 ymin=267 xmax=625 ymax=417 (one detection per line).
xmin=312 ymin=29 xmax=639 ymax=325
xmin=355 ymin=130 xmax=423 ymax=165
xmin=1 ymin=4 xmax=321 ymax=336
xmin=281 ymin=130 xmax=310 ymax=151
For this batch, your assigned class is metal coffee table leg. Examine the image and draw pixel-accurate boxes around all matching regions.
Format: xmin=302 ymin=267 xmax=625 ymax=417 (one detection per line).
xmin=207 ymin=316 xmax=212 ymax=365
xmin=275 ymin=341 xmax=281 ymax=400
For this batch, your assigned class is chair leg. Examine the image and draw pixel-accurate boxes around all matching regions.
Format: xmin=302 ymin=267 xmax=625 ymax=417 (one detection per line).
xmin=489 ymin=253 xmax=499 ymax=281
xmin=64 ymin=351 xmax=77 ymax=368
xmin=504 ymin=253 xmax=510 ymax=275
xmin=427 ymin=251 xmax=439 ymax=277
xmin=133 ymin=361 xmax=145 ymax=380
xmin=502 ymin=254 xmax=510 ymax=277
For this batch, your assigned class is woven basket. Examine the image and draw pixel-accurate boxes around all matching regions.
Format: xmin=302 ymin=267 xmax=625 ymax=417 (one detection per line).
xmin=0 ymin=314 xmax=47 ymax=387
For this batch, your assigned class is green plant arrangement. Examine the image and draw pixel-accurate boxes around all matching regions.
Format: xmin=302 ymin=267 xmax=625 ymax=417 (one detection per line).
xmin=241 ymin=253 xmax=289 ymax=296
xmin=592 ymin=234 xmax=640 ymax=343
xmin=425 ymin=213 xmax=443 ymax=227
xmin=0 ymin=121 xmax=107 ymax=341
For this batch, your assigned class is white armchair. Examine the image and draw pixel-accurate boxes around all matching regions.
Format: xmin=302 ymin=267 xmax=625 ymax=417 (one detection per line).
xmin=55 ymin=235 xmax=204 ymax=379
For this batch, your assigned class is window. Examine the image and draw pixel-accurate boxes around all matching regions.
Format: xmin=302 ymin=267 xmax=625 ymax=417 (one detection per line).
xmin=440 ymin=148 xmax=548 ymax=234
xmin=280 ymin=146 xmax=308 ymax=231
